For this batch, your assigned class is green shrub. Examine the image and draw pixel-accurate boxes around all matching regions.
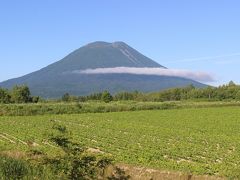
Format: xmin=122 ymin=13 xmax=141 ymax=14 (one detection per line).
xmin=46 ymin=123 xmax=114 ymax=179
xmin=0 ymin=155 xmax=28 ymax=179
xmin=101 ymin=91 xmax=113 ymax=103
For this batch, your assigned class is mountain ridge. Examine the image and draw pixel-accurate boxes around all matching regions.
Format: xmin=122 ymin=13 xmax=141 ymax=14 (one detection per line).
xmin=0 ymin=41 xmax=206 ymax=98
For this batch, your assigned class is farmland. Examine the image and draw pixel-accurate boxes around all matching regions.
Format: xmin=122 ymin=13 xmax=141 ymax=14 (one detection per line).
xmin=1 ymin=106 xmax=240 ymax=178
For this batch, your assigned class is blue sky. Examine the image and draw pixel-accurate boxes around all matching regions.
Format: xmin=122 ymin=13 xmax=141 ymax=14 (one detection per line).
xmin=0 ymin=0 xmax=239 ymax=86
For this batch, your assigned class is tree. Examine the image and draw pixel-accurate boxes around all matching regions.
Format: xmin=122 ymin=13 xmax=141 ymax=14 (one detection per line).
xmin=11 ymin=85 xmax=31 ymax=103
xmin=101 ymin=91 xmax=113 ymax=103
xmin=228 ymin=81 xmax=236 ymax=87
xmin=114 ymin=92 xmax=134 ymax=101
xmin=205 ymin=86 xmax=214 ymax=100
xmin=236 ymin=91 xmax=240 ymax=100
xmin=0 ymin=88 xmax=11 ymax=103
xmin=62 ymin=93 xmax=70 ymax=102
xmin=31 ymin=96 xmax=40 ymax=103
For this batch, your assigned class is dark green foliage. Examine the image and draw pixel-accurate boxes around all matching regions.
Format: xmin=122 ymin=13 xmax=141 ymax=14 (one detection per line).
xmin=0 ymin=155 xmax=28 ymax=179
xmin=0 ymin=88 xmax=11 ymax=103
xmin=56 ymin=82 xmax=240 ymax=103
xmin=0 ymin=154 xmax=57 ymax=179
xmin=62 ymin=93 xmax=70 ymax=102
xmin=101 ymin=91 xmax=113 ymax=103
xmin=30 ymin=96 xmax=40 ymax=103
xmin=0 ymin=85 xmax=38 ymax=104
xmin=86 ymin=92 xmax=103 ymax=101
xmin=144 ymin=82 xmax=240 ymax=102
xmin=114 ymin=91 xmax=140 ymax=101
xmin=11 ymin=85 xmax=31 ymax=103
xmin=236 ymin=91 xmax=240 ymax=100
xmin=46 ymin=123 xmax=113 ymax=179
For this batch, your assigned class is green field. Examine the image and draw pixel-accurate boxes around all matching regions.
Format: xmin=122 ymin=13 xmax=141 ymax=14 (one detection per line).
xmin=1 ymin=106 xmax=240 ymax=178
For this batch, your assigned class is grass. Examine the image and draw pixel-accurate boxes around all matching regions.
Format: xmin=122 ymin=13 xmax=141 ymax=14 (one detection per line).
xmin=0 ymin=100 xmax=240 ymax=116
xmin=1 ymin=106 xmax=240 ymax=178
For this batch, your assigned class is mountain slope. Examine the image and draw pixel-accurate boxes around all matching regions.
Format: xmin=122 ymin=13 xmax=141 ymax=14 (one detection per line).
xmin=0 ymin=41 xmax=206 ymax=98
xmin=38 ymin=41 xmax=164 ymax=75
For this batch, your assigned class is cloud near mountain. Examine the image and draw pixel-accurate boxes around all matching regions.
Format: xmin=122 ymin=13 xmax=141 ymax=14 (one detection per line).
xmin=0 ymin=41 xmax=209 ymax=98
xmin=74 ymin=67 xmax=214 ymax=82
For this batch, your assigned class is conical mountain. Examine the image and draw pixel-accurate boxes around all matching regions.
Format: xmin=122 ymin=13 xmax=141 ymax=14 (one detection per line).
xmin=46 ymin=41 xmax=164 ymax=72
xmin=0 ymin=41 xmax=205 ymax=98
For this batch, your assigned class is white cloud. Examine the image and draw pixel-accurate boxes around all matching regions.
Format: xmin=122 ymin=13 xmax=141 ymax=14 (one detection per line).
xmin=72 ymin=67 xmax=214 ymax=82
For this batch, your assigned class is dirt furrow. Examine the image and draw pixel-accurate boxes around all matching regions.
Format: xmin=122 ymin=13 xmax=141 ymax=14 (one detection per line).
xmin=0 ymin=134 xmax=16 ymax=144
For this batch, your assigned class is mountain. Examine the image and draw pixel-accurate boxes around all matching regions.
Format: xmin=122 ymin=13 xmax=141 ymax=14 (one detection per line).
xmin=0 ymin=41 xmax=206 ymax=98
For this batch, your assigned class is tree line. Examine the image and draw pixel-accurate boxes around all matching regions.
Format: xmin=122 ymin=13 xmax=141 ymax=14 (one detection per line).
xmin=1 ymin=81 xmax=240 ymax=104
xmin=61 ymin=81 xmax=240 ymax=102
xmin=0 ymin=85 xmax=39 ymax=103
xmin=146 ymin=81 xmax=240 ymax=102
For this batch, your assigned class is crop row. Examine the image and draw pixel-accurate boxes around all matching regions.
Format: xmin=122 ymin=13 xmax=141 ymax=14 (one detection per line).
xmin=1 ymin=107 xmax=240 ymax=178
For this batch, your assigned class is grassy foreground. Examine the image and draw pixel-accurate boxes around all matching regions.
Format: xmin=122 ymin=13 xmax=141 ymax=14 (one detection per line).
xmin=1 ymin=106 xmax=240 ymax=178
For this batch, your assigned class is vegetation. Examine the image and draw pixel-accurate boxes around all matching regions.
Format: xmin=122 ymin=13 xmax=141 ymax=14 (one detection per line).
xmin=113 ymin=81 xmax=240 ymax=102
xmin=1 ymin=82 xmax=240 ymax=178
xmin=1 ymin=101 xmax=240 ymax=116
xmin=65 ymin=81 xmax=240 ymax=102
xmin=44 ymin=124 xmax=115 ymax=179
xmin=1 ymin=81 xmax=240 ymax=104
xmin=0 ymin=155 xmax=29 ymax=179
xmin=0 ymin=107 xmax=240 ymax=178
xmin=0 ymin=85 xmax=39 ymax=104
xmin=0 ymin=88 xmax=11 ymax=103
xmin=0 ymin=123 xmax=129 ymax=179
xmin=101 ymin=90 xmax=113 ymax=103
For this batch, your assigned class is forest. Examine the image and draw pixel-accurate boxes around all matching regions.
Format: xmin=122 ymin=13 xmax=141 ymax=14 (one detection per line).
xmin=1 ymin=81 xmax=239 ymax=104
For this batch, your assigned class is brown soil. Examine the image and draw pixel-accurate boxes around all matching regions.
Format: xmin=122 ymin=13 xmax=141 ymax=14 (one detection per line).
xmin=104 ymin=164 xmax=226 ymax=180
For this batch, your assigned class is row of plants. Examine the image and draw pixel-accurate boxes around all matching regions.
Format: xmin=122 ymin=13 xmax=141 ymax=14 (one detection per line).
xmin=0 ymin=101 xmax=178 ymax=116
xmin=1 ymin=108 xmax=240 ymax=178
xmin=0 ymin=123 xmax=130 ymax=179
xmin=1 ymin=100 xmax=240 ymax=116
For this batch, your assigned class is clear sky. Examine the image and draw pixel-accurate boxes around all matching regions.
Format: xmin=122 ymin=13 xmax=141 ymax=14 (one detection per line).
xmin=0 ymin=0 xmax=239 ymax=86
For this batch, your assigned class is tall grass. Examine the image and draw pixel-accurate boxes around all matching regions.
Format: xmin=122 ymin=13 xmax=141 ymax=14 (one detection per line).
xmin=0 ymin=155 xmax=56 ymax=179
xmin=0 ymin=101 xmax=240 ymax=116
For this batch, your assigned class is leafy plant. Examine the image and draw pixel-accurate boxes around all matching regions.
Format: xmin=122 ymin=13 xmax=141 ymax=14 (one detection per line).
xmin=101 ymin=91 xmax=113 ymax=103
xmin=46 ymin=123 xmax=113 ymax=179
xmin=0 ymin=155 xmax=28 ymax=179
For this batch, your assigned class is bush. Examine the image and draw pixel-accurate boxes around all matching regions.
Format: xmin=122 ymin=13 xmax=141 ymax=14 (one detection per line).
xmin=0 ymin=88 xmax=11 ymax=103
xmin=46 ymin=123 xmax=113 ymax=179
xmin=101 ymin=91 xmax=113 ymax=103
xmin=0 ymin=155 xmax=28 ymax=179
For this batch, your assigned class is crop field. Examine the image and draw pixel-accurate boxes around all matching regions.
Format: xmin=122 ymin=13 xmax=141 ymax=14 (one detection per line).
xmin=1 ymin=106 xmax=240 ymax=178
